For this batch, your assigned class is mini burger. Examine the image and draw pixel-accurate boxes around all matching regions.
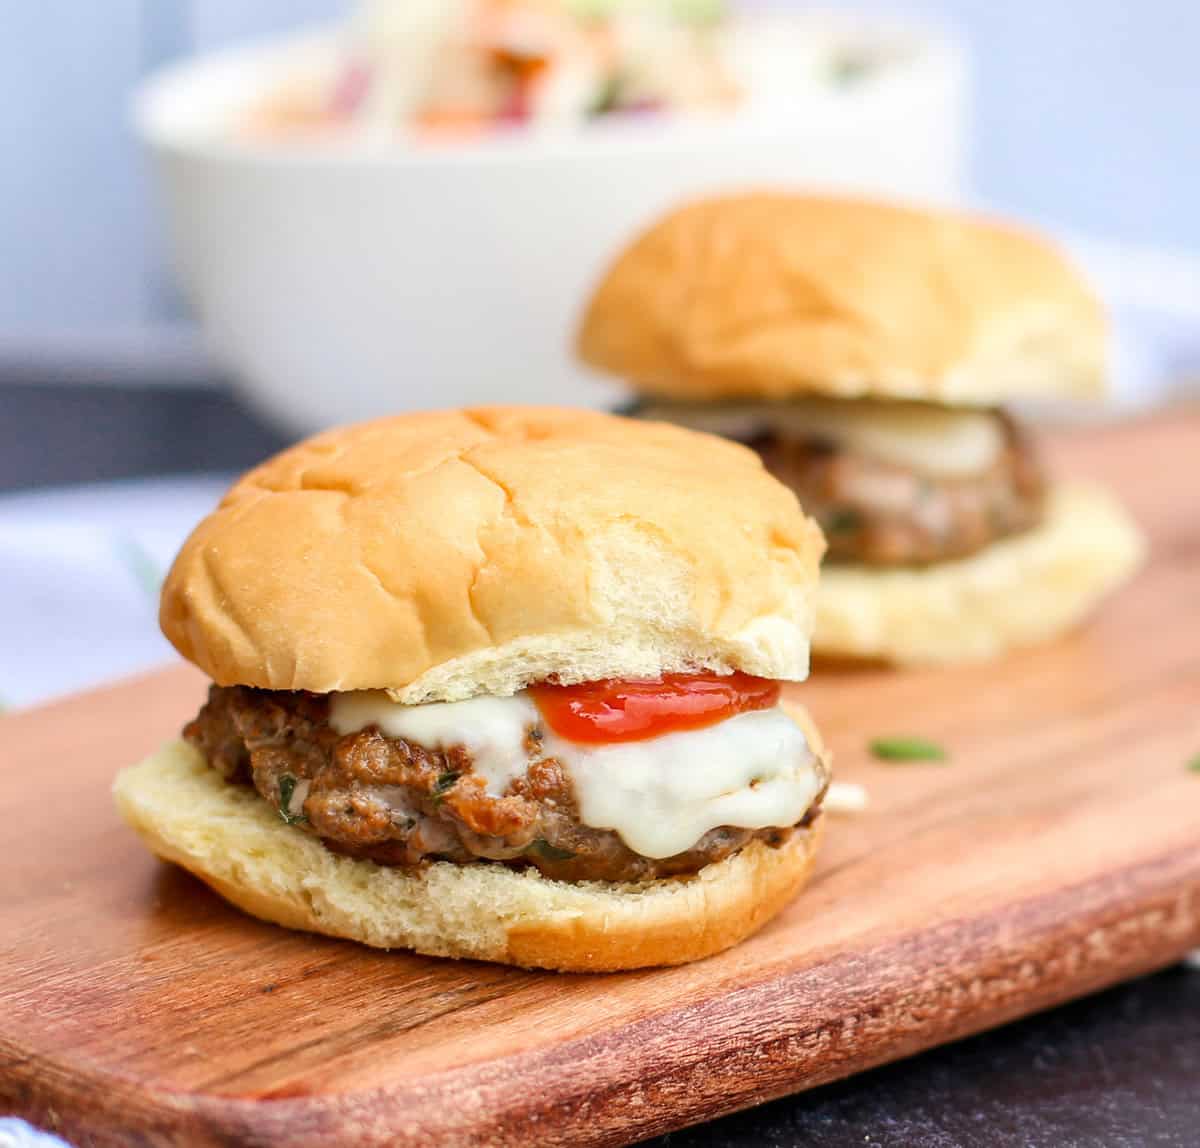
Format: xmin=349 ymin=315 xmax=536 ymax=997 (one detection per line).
xmin=113 ymin=406 xmax=829 ymax=971
xmin=577 ymin=194 xmax=1146 ymax=664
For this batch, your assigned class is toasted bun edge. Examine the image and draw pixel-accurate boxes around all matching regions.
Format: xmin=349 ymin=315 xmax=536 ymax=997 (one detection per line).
xmin=813 ymin=481 xmax=1145 ymax=664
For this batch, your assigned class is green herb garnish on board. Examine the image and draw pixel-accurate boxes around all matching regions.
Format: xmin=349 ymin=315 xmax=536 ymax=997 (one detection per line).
xmin=527 ymin=839 xmax=576 ymax=862
xmin=1187 ymin=754 xmax=1200 ymax=774
xmin=431 ymin=771 xmax=461 ymax=804
xmin=823 ymin=508 xmax=863 ymax=535
xmin=870 ymin=737 xmax=948 ymax=763
xmin=277 ymin=775 xmax=307 ymax=825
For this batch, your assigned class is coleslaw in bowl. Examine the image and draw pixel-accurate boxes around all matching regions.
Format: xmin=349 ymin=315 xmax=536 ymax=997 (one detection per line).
xmin=135 ymin=6 xmax=967 ymax=432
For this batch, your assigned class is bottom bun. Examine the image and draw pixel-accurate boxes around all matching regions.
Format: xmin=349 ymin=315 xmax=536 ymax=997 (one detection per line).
xmin=113 ymin=740 xmax=823 ymax=972
xmin=814 ymin=480 xmax=1145 ymax=665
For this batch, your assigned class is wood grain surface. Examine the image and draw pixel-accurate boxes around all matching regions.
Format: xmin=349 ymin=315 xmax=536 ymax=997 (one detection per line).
xmin=2 ymin=411 xmax=1199 ymax=1148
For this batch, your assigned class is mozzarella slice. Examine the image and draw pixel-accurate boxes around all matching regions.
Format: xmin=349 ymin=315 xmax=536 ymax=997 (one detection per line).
xmin=544 ymin=709 xmax=819 ymax=858
xmin=329 ymin=690 xmax=821 ymax=859
xmin=638 ymin=396 xmax=1005 ymax=478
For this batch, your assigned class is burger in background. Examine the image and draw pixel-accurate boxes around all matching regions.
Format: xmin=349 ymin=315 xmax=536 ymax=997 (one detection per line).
xmin=578 ymin=194 xmax=1146 ymax=664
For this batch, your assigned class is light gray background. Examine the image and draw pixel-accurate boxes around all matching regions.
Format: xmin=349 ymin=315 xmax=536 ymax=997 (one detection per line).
xmin=2 ymin=1 xmax=1196 ymax=353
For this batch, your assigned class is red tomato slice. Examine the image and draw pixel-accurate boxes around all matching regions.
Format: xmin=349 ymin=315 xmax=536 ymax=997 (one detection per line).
xmin=529 ymin=672 xmax=781 ymax=745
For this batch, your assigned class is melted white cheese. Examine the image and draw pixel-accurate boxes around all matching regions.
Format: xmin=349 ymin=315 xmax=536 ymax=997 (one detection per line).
xmin=330 ymin=691 xmax=540 ymax=794
xmin=639 ymin=397 xmax=1004 ymax=478
xmin=824 ymin=781 xmax=869 ymax=814
xmin=328 ymin=691 xmax=821 ymax=860
xmin=543 ymin=709 xmax=819 ymax=858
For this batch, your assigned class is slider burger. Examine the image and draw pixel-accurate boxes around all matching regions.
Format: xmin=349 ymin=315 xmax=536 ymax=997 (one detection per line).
xmin=578 ymin=194 xmax=1146 ymax=664
xmin=114 ymin=407 xmax=829 ymax=971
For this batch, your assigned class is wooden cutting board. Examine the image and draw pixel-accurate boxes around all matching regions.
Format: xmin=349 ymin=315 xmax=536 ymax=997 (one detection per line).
xmin=2 ymin=411 xmax=1199 ymax=1148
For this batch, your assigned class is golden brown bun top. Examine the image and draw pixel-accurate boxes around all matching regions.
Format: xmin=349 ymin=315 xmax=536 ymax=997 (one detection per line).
xmin=577 ymin=194 xmax=1107 ymax=406
xmin=160 ymin=406 xmax=825 ymax=701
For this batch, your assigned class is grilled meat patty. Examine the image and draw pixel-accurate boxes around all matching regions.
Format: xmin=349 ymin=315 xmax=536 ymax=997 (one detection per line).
xmin=627 ymin=400 xmax=1046 ymax=567
xmin=185 ymin=686 xmax=823 ymax=883
xmin=747 ymin=412 xmax=1045 ymax=566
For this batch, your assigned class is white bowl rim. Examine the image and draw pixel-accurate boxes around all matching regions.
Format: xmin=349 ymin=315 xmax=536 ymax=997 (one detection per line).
xmin=133 ymin=11 xmax=965 ymax=168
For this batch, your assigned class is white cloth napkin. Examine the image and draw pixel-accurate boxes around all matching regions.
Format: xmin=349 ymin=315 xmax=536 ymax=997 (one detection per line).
xmin=0 ymin=1120 xmax=71 ymax=1148
xmin=0 ymin=476 xmax=227 ymax=710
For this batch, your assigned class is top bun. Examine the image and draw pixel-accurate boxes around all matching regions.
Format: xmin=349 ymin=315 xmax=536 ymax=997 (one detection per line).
xmin=161 ymin=406 xmax=824 ymax=702
xmin=578 ymin=194 xmax=1106 ymax=406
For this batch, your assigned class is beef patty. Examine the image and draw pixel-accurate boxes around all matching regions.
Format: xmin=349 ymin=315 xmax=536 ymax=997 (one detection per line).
xmin=185 ymin=686 xmax=825 ymax=884
xmin=626 ymin=400 xmax=1046 ymax=567
xmin=748 ymin=411 xmax=1045 ymax=566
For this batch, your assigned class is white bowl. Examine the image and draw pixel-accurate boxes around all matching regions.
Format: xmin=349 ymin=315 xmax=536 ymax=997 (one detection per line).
xmin=135 ymin=16 xmax=968 ymax=435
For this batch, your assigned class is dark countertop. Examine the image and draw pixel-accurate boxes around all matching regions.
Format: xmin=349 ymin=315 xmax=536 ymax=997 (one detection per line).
xmin=0 ymin=379 xmax=289 ymax=492
xmin=3 ymin=380 xmax=1197 ymax=1148
xmin=644 ymin=967 xmax=1200 ymax=1148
